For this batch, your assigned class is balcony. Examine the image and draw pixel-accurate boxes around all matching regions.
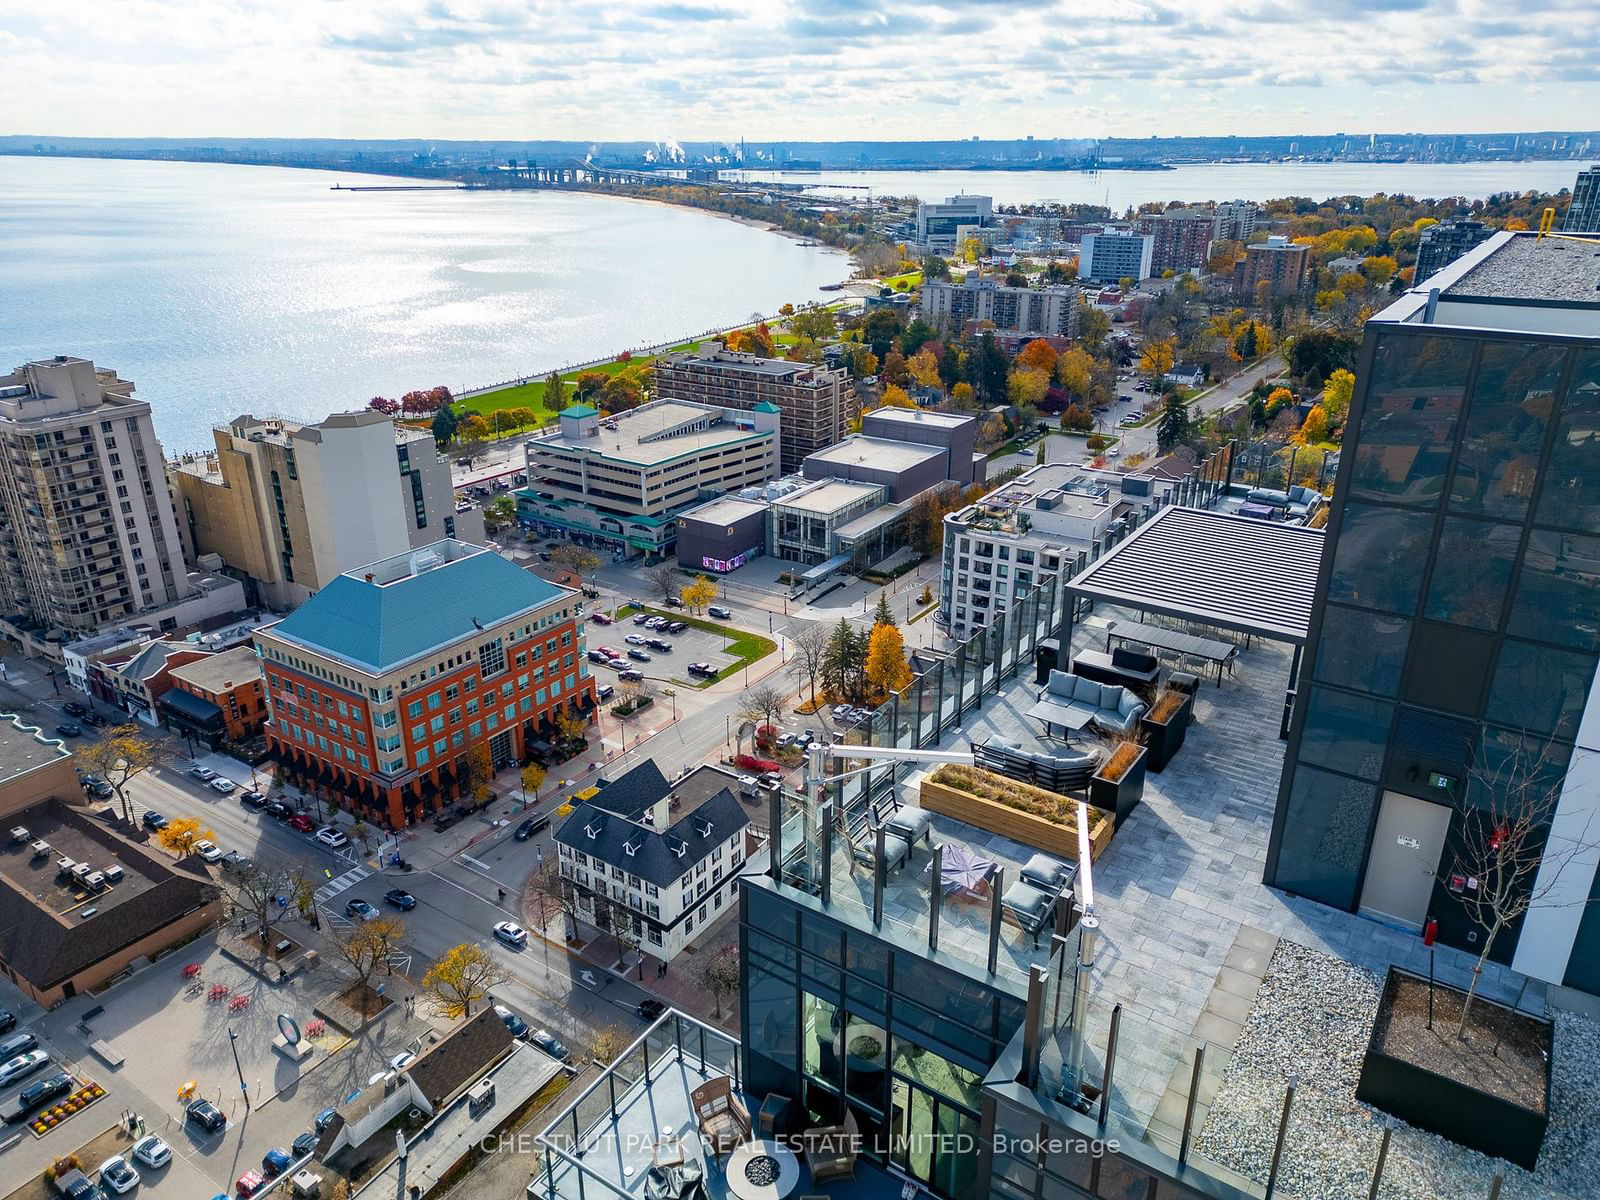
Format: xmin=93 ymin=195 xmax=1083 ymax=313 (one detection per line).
xmin=533 ymin=1012 xmax=900 ymax=1200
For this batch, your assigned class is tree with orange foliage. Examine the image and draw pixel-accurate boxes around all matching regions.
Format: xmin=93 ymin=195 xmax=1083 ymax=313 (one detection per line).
xmin=1016 ymin=339 xmax=1058 ymax=376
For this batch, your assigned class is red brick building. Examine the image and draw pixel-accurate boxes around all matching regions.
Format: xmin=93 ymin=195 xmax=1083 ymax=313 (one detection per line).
xmin=165 ymin=646 xmax=268 ymax=742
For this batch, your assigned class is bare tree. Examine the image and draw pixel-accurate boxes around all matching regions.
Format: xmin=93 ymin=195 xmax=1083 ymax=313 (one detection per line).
xmin=738 ymin=684 xmax=787 ymax=732
xmin=607 ymin=899 xmax=644 ymax=979
xmin=584 ymin=1025 xmax=631 ymax=1066
xmin=699 ymin=945 xmax=741 ymax=1020
xmin=223 ymin=857 xmax=297 ymax=944
xmin=549 ymin=545 xmax=602 ymax=579
xmin=1452 ymin=737 xmax=1600 ymax=1035
xmin=530 ymin=857 xmax=583 ymax=941
xmin=788 ymin=621 xmax=830 ymax=705
xmin=649 ymin=564 xmax=681 ymax=602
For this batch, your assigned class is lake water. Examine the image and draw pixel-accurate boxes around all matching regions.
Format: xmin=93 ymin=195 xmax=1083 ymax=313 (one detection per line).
xmin=0 ymin=157 xmax=849 ymax=452
xmin=728 ymin=161 xmax=1587 ymax=209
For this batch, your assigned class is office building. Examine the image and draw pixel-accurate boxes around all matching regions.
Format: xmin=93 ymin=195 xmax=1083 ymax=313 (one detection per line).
xmin=554 ymin=760 xmax=750 ymax=961
xmin=0 ymin=713 xmax=220 ymax=1005
xmin=918 ymin=280 xmax=1081 ymax=339
xmin=652 ymin=346 xmax=853 ymax=476
xmin=1213 ymin=199 xmax=1260 ymax=242
xmin=1135 ymin=208 xmax=1215 ymax=272
xmin=1269 ymin=232 xmax=1600 ymax=995
xmin=162 ymin=645 xmax=269 ymax=746
xmin=914 ymin=194 xmax=994 ymax=250
xmin=1241 ymin=235 xmax=1310 ymax=297
xmin=173 ymin=411 xmax=479 ymax=610
xmin=256 ymin=539 xmax=592 ymax=829
xmin=1077 ymin=230 xmax=1155 ymax=282
xmin=1562 ymin=163 xmax=1600 ymax=232
xmin=1414 ymin=218 xmax=1491 ymax=284
xmin=0 ymin=357 xmax=190 ymax=636
xmin=518 ymin=400 xmax=778 ymax=561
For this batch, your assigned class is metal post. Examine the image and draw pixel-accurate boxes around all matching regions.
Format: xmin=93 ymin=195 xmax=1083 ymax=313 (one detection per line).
xmin=928 ymin=844 xmax=943 ymax=953
xmin=1367 ymin=1117 xmax=1392 ymax=1200
xmin=1097 ymin=1004 xmax=1122 ymax=1130
xmin=228 ymin=1029 xmax=250 ymax=1109
xmin=1263 ymin=1075 xmax=1297 ymax=1199
xmin=1487 ymin=1172 xmax=1503 ymax=1200
xmin=987 ymin=866 xmax=1005 ymax=974
xmin=1020 ymin=966 xmax=1047 ymax=1092
xmin=1178 ymin=1045 xmax=1205 ymax=1167
xmin=819 ymin=802 xmax=834 ymax=906
xmin=1065 ymin=915 xmax=1098 ymax=1098
xmin=872 ymin=826 xmax=886 ymax=927
xmin=768 ymin=790 xmax=782 ymax=881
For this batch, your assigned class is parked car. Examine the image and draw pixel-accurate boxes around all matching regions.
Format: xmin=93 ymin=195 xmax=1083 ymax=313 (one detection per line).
xmin=595 ymin=684 xmax=615 ymax=701
xmin=707 ymin=605 xmax=732 ymax=620
xmin=530 ymin=1030 xmax=571 ymax=1062
xmin=130 ymin=1136 xmax=172 ymax=1169
xmin=53 ymin=1171 xmax=101 ymax=1200
xmin=236 ymin=1170 xmax=268 ymax=1198
xmin=596 ymin=645 xmax=620 ymax=659
xmin=314 ymin=1107 xmax=338 ymax=1133
xmin=632 ymin=614 xmax=651 ymax=626
xmin=54 ymin=723 xmax=83 ymax=738
xmin=186 ymin=1098 xmax=226 ymax=1133
xmin=98 ymin=1156 xmax=141 ymax=1195
xmin=62 ymin=701 xmax=88 ymax=718
xmin=494 ymin=1004 xmax=528 ymax=1039
xmin=195 ymin=841 xmax=223 ymax=863
xmin=82 ymin=709 xmax=107 ymax=726
xmin=389 ymin=1052 xmax=416 ymax=1072
xmin=343 ymin=898 xmax=378 ymax=922
xmin=662 ymin=596 xmax=684 ymax=608
xmin=261 ymin=1148 xmax=294 ymax=1178
xmin=0 ymin=1010 xmax=14 ymax=1035
xmin=637 ymin=999 xmax=666 ymax=1021
xmin=264 ymin=800 xmax=293 ymax=820
xmin=514 ymin=818 xmax=539 ymax=841
xmin=238 ymin=790 xmax=267 ymax=810
xmin=188 ymin=766 xmax=217 ymax=782
xmin=220 ymin=850 xmax=254 ymax=873
xmin=384 ymin=888 xmax=417 ymax=910
xmin=589 ymin=612 xmax=612 ymax=625
xmin=625 ymin=634 xmax=648 ymax=646
xmin=626 ymin=649 xmax=651 ymax=662
xmin=314 ymin=827 xmax=350 ymax=849
xmin=0 ymin=1050 xmax=49 ymax=1087
xmin=666 ymin=621 xmax=688 ymax=635
xmin=14 ymin=1071 xmax=74 ymax=1117
xmin=81 ymin=775 xmax=114 ymax=799
xmin=687 ymin=662 xmax=717 ymax=678
xmin=645 ymin=616 xmax=668 ymax=630
xmin=287 ymin=812 xmax=316 ymax=832
xmin=290 ymin=1132 xmax=318 ymax=1159
xmin=141 ymin=810 xmax=168 ymax=831
xmin=493 ymin=921 xmax=528 ymax=947
xmin=209 ymin=777 xmax=236 ymax=794
xmin=617 ymin=669 xmax=644 ymax=683
xmin=586 ymin=649 xmax=612 ymax=664
xmin=645 ymin=638 xmax=672 ymax=653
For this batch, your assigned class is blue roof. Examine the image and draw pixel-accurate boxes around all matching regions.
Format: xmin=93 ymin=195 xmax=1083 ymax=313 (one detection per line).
xmin=270 ymin=550 xmax=568 ymax=673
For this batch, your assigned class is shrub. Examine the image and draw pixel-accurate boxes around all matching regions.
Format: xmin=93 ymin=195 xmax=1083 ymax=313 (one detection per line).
xmin=735 ymin=754 xmax=779 ymax=772
xmin=929 ymin=764 xmax=1084 ymax=822
xmin=1149 ymin=688 xmax=1186 ymax=723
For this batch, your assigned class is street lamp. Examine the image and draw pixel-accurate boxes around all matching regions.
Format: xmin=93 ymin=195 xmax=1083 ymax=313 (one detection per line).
xmin=228 ymin=1028 xmax=250 ymax=1109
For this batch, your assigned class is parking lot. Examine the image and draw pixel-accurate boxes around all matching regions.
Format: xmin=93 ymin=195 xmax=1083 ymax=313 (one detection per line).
xmin=587 ymin=608 xmax=747 ymax=689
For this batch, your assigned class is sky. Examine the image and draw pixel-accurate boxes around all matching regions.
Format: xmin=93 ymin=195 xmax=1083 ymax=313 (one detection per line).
xmin=3 ymin=0 xmax=1599 ymax=141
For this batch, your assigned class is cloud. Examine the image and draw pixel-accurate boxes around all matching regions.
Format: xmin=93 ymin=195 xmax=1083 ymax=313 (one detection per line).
xmin=0 ymin=0 xmax=1598 ymax=138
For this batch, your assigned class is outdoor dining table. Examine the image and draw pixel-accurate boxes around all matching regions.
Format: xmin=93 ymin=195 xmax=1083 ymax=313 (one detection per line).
xmin=1105 ymin=618 xmax=1237 ymax=686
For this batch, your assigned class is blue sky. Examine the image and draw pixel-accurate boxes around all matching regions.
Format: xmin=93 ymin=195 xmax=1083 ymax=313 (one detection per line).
xmin=2 ymin=0 xmax=1598 ymax=140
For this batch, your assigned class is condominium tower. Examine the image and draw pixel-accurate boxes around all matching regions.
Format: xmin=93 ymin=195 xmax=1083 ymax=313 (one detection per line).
xmin=0 ymin=357 xmax=188 ymax=633
xmin=1562 ymin=164 xmax=1599 ymax=232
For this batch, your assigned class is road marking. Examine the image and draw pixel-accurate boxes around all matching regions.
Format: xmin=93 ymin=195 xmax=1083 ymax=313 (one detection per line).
xmin=313 ymin=866 xmax=371 ymax=903
xmin=459 ymin=854 xmax=492 ymax=872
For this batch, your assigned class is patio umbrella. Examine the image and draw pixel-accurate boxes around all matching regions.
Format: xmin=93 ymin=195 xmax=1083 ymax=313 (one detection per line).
xmin=940 ymin=844 xmax=997 ymax=896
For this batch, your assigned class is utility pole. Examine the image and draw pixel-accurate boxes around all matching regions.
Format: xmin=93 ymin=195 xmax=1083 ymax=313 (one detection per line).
xmin=228 ymin=1028 xmax=250 ymax=1109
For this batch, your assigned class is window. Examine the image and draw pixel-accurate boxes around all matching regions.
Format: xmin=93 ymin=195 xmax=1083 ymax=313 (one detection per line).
xmin=1296 ymin=688 xmax=1393 ymax=781
xmin=407 ymin=700 xmax=423 ymax=719
xmin=1348 ymin=332 xmax=1471 ymax=507
xmin=1327 ymin=503 xmax=1436 ymax=616
xmin=427 ymin=692 xmax=442 ymax=711
xmin=1423 ymin=518 xmax=1519 ymax=630
xmin=1449 ymin=341 xmax=1565 ymax=520
xmin=479 ymin=637 xmax=507 ymax=677
xmin=1535 ymin=348 xmax=1600 ymax=531
xmin=1508 ymin=531 xmax=1600 ymax=652
xmin=1486 ymin=640 xmax=1597 ymax=741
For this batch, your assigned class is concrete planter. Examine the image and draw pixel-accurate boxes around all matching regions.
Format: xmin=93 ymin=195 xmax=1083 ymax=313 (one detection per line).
xmin=919 ymin=770 xmax=1114 ymax=861
xmin=1088 ymin=744 xmax=1147 ymax=827
xmin=1355 ymin=966 xmax=1552 ymax=1170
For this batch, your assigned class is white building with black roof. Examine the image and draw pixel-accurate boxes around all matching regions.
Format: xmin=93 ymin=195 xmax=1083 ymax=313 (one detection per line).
xmin=553 ymin=760 xmax=750 ymax=960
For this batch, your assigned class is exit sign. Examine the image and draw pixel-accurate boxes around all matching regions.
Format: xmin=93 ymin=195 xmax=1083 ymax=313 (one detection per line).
xmin=1429 ymin=772 xmax=1457 ymax=791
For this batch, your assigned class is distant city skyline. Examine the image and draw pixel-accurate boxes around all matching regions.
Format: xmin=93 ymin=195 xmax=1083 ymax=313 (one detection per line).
xmin=4 ymin=0 xmax=1600 ymax=141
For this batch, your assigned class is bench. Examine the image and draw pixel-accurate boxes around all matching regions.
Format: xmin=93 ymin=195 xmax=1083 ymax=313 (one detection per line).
xmin=971 ymin=740 xmax=1101 ymax=796
xmin=88 ymin=1039 xmax=125 ymax=1068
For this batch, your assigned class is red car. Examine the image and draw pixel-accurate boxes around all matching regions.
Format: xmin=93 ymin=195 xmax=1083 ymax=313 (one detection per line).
xmin=236 ymin=1171 xmax=267 ymax=1198
xmin=589 ymin=613 xmax=612 ymax=625
xmin=595 ymin=646 xmax=620 ymax=659
xmin=287 ymin=812 xmax=316 ymax=833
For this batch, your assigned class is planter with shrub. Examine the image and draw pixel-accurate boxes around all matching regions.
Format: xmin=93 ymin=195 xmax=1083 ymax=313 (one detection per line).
xmin=920 ymin=765 xmax=1114 ymax=860
xmin=1140 ymin=687 xmax=1192 ymax=773
xmin=1089 ymin=738 xmax=1147 ymax=826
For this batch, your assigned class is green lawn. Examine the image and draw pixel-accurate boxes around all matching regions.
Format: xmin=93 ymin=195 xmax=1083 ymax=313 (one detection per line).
xmin=879 ymin=270 xmax=923 ymax=291
xmin=614 ymin=604 xmax=777 ymax=689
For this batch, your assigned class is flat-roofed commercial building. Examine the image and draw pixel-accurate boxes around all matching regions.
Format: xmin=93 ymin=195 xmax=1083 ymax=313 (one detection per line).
xmin=652 ymin=345 xmax=853 ymax=475
xmin=519 ymin=400 xmax=778 ymax=561
xmin=256 ymin=540 xmax=592 ymax=829
xmin=674 ymin=495 xmax=770 ymax=575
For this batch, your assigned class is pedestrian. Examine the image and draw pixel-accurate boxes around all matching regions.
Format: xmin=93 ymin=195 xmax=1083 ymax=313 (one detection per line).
xmin=497 ymin=886 xmax=507 ymax=902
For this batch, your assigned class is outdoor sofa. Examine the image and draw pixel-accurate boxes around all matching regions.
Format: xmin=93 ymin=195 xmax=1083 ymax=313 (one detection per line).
xmin=1032 ymin=670 xmax=1146 ymax=736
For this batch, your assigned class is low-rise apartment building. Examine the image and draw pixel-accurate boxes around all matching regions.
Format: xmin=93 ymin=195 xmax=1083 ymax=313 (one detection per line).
xmin=518 ymin=400 xmax=778 ymax=561
xmin=256 ymin=539 xmax=592 ymax=829
xmin=555 ymin=760 xmax=749 ymax=961
xmin=0 ymin=357 xmax=192 ymax=639
xmin=918 ymin=279 xmax=1081 ymax=339
xmin=173 ymin=411 xmax=478 ymax=610
xmin=651 ymin=346 xmax=853 ymax=475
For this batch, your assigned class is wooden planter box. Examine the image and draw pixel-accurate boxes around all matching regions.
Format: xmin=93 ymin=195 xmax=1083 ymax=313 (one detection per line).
xmin=1356 ymin=966 xmax=1552 ymax=1170
xmin=1140 ymin=692 xmax=1193 ymax=773
xmin=919 ymin=769 xmax=1114 ymax=861
xmin=1088 ymin=744 xmax=1147 ymax=827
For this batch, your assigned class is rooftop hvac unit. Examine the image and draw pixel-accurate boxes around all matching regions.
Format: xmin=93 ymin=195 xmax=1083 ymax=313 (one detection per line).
xmin=30 ymin=840 xmax=50 ymax=858
xmin=86 ymin=872 xmax=106 ymax=891
xmin=467 ymin=1078 xmax=496 ymax=1107
xmin=103 ymin=864 xmax=124 ymax=884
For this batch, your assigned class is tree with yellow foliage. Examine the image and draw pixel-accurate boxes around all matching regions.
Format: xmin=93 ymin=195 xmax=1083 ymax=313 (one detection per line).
xmin=422 ymin=943 xmax=511 ymax=1019
xmin=1057 ymin=346 xmax=1094 ymax=400
xmin=1321 ymin=368 xmax=1355 ymax=425
xmin=961 ymin=235 xmax=983 ymax=265
xmin=76 ymin=724 xmax=157 ymax=825
xmin=1296 ymin=405 xmax=1330 ymax=446
xmin=681 ymin=574 xmax=719 ymax=613
xmin=864 ymin=622 xmax=912 ymax=700
xmin=156 ymin=816 xmax=214 ymax=858
xmin=521 ymin=763 xmax=546 ymax=803
xmin=1016 ymin=339 xmax=1058 ymax=376
xmin=908 ymin=348 xmax=942 ymax=390
xmin=1361 ymin=256 xmax=1398 ymax=287
xmin=878 ymin=384 xmax=916 ymax=409
xmin=950 ymin=382 xmax=976 ymax=409
xmin=1139 ymin=337 xmax=1176 ymax=388
xmin=1007 ymin=368 xmax=1050 ymax=409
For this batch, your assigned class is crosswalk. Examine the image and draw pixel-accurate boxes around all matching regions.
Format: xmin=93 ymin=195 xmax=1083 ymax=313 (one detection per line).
xmin=314 ymin=865 xmax=371 ymax=904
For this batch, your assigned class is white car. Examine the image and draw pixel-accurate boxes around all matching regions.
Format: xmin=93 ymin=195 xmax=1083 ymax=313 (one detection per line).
xmin=195 ymin=840 xmax=223 ymax=863
xmin=97 ymin=1156 xmax=141 ymax=1195
xmin=130 ymin=1135 xmax=172 ymax=1170
xmin=0 ymin=1050 xmax=49 ymax=1087
xmin=625 ymin=634 xmax=649 ymax=646
xmin=314 ymin=827 xmax=350 ymax=849
xmin=389 ymin=1051 xmax=416 ymax=1071
xmin=493 ymin=921 xmax=528 ymax=947
xmin=209 ymin=777 xmax=236 ymax=794
xmin=188 ymin=766 xmax=216 ymax=782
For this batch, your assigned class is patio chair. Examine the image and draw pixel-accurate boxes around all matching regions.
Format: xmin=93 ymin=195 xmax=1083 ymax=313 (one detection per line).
xmin=690 ymin=1075 xmax=751 ymax=1155
xmin=802 ymin=1110 xmax=859 ymax=1185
